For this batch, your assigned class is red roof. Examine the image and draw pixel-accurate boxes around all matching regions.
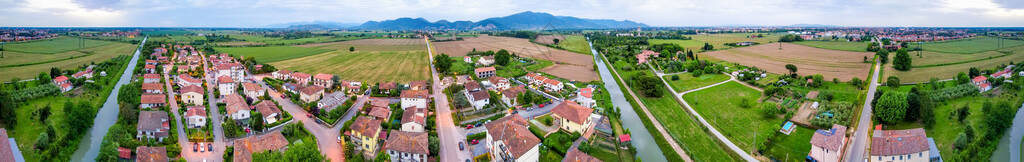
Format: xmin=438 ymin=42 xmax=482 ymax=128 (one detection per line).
xmin=579 ymin=88 xmax=594 ymax=98
xmin=180 ymin=85 xmax=203 ymax=94
xmin=144 ymin=74 xmax=160 ymax=79
xmin=474 ymin=66 xmax=496 ymax=73
xmin=141 ymin=83 xmax=163 ymax=91
xmin=117 ymin=147 xmax=131 ymax=159
xmin=551 ymin=101 xmax=593 ymax=124
xmin=972 ymin=75 xmax=987 ymax=83
xmin=140 ymin=94 xmax=166 ymax=104
xmin=54 ymin=75 xmax=69 ymax=83
xmin=186 ymin=106 xmax=206 ymax=117
xmin=218 ymin=76 xmax=233 ymax=84
xmin=313 ymin=73 xmax=332 ymax=81
xmin=619 ymin=134 xmax=632 ymax=142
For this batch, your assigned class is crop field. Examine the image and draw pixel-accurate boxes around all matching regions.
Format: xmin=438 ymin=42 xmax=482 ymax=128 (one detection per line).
xmin=534 ymin=35 xmax=565 ymax=44
xmin=793 ymin=40 xmax=869 ymax=52
xmin=663 ymin=74 xmax=730 ymax=92
xmin=681 ymin=81 xmax=776 ymax=155
xmin=433 ymin=35 xmax=597 ymax=81
xmin=298 ymin=38 xmax=425 ymax=51
xmin=229 ymin=34 xmax=357 ymax=45
xmin=270 ymin=50 xmax=430 ymax=83
xmin=651 ymin=33 xmax=783 ymax=51
xmin=705 ymin=43 xmax=873 ymax=81
xmin=919 ymin=36 xmax=1024 ymax=54
xmin=4 ymin=37 xmax=113 ymax=54
xmin=0 ymin=42 xmax=135 ymax=80
xmin=214 ymin=46 xmax=333 ymax=63
xmin=558 ymin=35 xmax=592 ymax=54
xmin=885 ymin=45 xmax=1024 ymax=83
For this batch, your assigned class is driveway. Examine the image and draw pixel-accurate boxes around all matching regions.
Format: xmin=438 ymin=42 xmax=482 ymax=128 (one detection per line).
xmin=266 ymin=88 xmax=345 ymax=162
xmin=516 ymin=100 xmax=560 ymax=119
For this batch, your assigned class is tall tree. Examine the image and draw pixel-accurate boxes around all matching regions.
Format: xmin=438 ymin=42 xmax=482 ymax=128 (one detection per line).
xmin=893 ymin=49 xmax=913 ymax=71
xmin=495 ymin=49 xmax=511 ymax=66
xmin=433 ymin=54 xmax=452 ymax=73
xmin=874 ymin=92 xmax=908 ymax=124
xmin=876 ymin=50 xmax=890 ymax=64
xmin=785 ymin=64 xmax=798 ymax=76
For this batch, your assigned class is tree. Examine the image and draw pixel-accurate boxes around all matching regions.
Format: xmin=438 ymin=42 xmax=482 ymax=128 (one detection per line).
xmin=874 ymin=92 xmax=908 ymax=124
xmin=251 ymin=111 xmax=265 ymax=131
xmin=893 ymin=49 xmax=912 ymax=71
xmin=785 ymin=64 xmax=798 ymax=76
xmin=760 ymin=102 xmax=779 ymax=118
xmin=37 ymin=72 xmax=51 ymax=84
xmin=886 ymin=76 xmax=900 ymax=87
xmin=552 ymin=39 xmax=560 ymax=44
xmin=495 ymin=49 xmax=511 ymax=66
xmin=429 ymin=135 xmax=439 ymax=156
xmin=702 ymin=43 xmax=714 ymax=51
xmin=349 ymin=46 xmax=355 ymax=52
xmin=50 ymin=67 xmax=62 ymax=78
xmin=876 ymin=50 xmax=890 ymax=64
xmin=433 ymin=54 xmax=453 ymax=74
xmin=851 ymin=77 xmax=864 ymax=89
xmin=905 ymin=87 xmax=923 ymax=122
xmin=633 ymin=74 xmax=663 ymax=97
xmin=778 ymin=34 xmax=804 ymax=42
xmin=956 ymin=72 xmax=970 ymax=84
xmin=671 ymin=75 xmax=680 ymax=81
xmin=374 ymin=150 xmax=391 ymax=162
xmin=969 ymin=67 xmax=980 ymax=77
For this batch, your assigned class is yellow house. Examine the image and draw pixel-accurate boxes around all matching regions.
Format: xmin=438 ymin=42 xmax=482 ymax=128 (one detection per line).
xmin=179 ymin=85 xmax=204 ymax=106
xmin=551 ymin=101 xmax=594 ymax=134
xmin=348 ymin=116 xmax=383 ymax=154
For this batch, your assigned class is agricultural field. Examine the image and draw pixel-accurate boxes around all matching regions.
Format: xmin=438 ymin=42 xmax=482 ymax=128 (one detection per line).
xmin=0 ymin=42 xmax=136 ymax=81
xmin=919 ymin=36 xmax=1024 ymax=54
xmin=558 ymin=35 xmax=593 ymax=54
xmin=663 ymin=74 xmax=731 ymax=92
xmin=269 ymin=42 xmax=430 ymax=83
xmin=886 ymin=95 xmax=1020 ymax=161
xmin=650 ymin=33 xmax=782 ymax=51
xmin=215 ymin=46 xmax=333 ymax=63
xmin=793 ymin=40 xmax=869 ymax=52
xmin=534 ymin=35 xmax=565 ymax=44
xmin=885 ymin=45 xmax=1024 ymax=83
xmin=4 ymin=37 xmax=113 ymax=54
xmin=433 ymin=35 xmax=597 ymax=81
xmin=705 ymin=43 xmax=873 ymax=81
xmin=298 ymin=38 xmax=425 ymax=51
xmin=228 ymin=34 xmax=358 ymax=45
xmin=682 ymin=81 xmax=779 ymax=156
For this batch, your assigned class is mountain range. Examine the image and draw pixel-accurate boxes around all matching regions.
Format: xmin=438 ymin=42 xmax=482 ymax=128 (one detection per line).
xmin=276 ymin=11 xmax=647 ymax=30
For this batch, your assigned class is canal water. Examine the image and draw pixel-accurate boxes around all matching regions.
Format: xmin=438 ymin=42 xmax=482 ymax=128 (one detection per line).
xmin=589 ymin=39 xmax=669 ymax=162
xmin=70 ymin=37 xmax=146 ymax=161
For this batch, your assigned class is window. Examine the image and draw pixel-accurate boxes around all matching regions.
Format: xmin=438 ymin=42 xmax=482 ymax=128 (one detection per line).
xmin=919 ymin=152 xmax=923 ymax=157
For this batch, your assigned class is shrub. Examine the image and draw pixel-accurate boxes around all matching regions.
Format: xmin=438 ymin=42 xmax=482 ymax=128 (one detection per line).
xmin=671 ymin=75 xmax=680 ymax=81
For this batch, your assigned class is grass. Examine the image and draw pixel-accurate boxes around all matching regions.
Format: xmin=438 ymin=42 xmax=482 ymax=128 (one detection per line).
xmin=558 ymin=35 xmax=592 ymax=54
xmin=682 ymin=81 xmax=774 ymax=154
xmin=0 ymin=42 xmax=136 ymax=81
xmin=885 ymin=45 xmax=1024 ymax=83
xmin=650 ymin=33 xmax=783 ymax=51
xmin=269 ymin=50 xmax=430 ymax=83
xmin=230 ymin=35 xmax=358 ymax=45
xmin=215 ymin=46 xmax=333 ymax=63
xmin=793 ymin=40 xmax=869 ymax=52
xmin=662 ymin=74 xmax=730 ymax=92
xmin=764 ymin=127 xmax=815 ymax=162
xmin=919 ymin=36 xmax=1024 ymax=54
xmin=4 ymin=37 xmax=113 ymax=54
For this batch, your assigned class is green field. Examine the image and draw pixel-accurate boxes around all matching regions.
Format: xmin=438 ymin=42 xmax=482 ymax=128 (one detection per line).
xmin=4 ymin=37 xmax=113 ymax=54
xmin=269 ymin=50 xmax=430 ymax=83
xmin=651 ymin=33 xmax=783 ymax=51
xmin=558 ymin=35 xmax=593 ymax=54
xmin=663 ymin=74 xmax=731 ymax=92
xmin=887 ymin=96 xmax=1017 ymax=161
xmin=920 ymin=36 xmax=1024 ymax=54
xmin=793 ymin=41 xmax=869 ymax=52
xmin=682 ymin=81 xmax=777 ymax=154
xmin=764 ymin=126 xmax=814 ymax=162
xmin=229 ymin=34 xmax=358 ymax=45
xmin=215 ymin=46 xmax=333 ymax=63
xmin=0 ymin=42 xmax=136 ymax=81
xmin=886 ymin=45 xmax=1024 ymax=83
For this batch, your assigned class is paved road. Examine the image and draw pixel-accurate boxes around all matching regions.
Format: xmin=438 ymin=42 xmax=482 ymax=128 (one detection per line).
xmin=71 ymin=37 xmax=146 ymax=161
xmin=425 ymin=38 xmax=472 ymax=162
xmin=266 ymin=88 xmax=345 ymax=162
xmin=516 ymin=100 xmax=560 ymax=119
xmin=179 ymin=50 xmax=225 ymax=161
xmin=844 ymin=58 xmax=882 ymax=162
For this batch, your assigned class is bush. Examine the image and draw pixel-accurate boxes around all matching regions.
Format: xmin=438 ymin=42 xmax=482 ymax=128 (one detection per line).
xmin=760 ymin=102 xmax=779 ymax=118
xmin=671 ymin=75 xmax=680 ymax=81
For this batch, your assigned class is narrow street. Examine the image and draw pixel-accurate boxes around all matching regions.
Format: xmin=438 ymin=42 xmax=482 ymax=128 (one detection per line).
xmin=844 ymin=58 xmax=882 ymax=162
xmin=265 ymin=87 xmax=345 ymax=162
xmin=425 ymin=38 xmax=472 ymax=162
xmin=198 ymin=52 xmax=227 ymax=161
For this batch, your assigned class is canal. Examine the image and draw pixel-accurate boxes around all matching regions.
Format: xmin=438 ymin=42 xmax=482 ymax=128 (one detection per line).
xmin=70 ymin=37 xmax=146 ymax=161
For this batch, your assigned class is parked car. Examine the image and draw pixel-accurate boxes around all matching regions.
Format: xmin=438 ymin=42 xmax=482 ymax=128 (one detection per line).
xmin=471 ymin=139 xmax=479 ymax=145
xmin=338 ymin=136 xmax=342 ymax=143
xmin=465 ymin=125 xmax=473 ymax=129
xmin=193 ymin=143 xmax=198 ymax=152
xmin=199 ymin=143 xmax=205 ymax=152
xmin=208 ymin=143 xmax=213 ymax=151
xmin=459 ymin=142 xmax=465 ymax=150
xmin=306 ymin=113 xmax=313 ymax=118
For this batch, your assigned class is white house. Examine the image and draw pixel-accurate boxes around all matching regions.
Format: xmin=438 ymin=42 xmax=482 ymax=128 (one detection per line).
xmin=137 ymin=111 xmax=170 ymax=142
xmin=224 ymin=94 xmax=250 ymax=120
xmin=486 ymin=114 xmax=540 ymax=162
xmin=218 ymin=76 xmax=236 ymax=96
xmin=869 ymin=128 xmax=931 ymax=162
xmin=185 ymin=106 xmax=207 ymax=128
xmin=400 ymin=90 xmax=429 ymax=110
xmin=215 ymin=63 xmax=245 ymax=83
xmin=385 ymin=130 xmax=429 ymax=162
xmin=401 ymin=108 xmax=426 ymax=133
xmin=466 ymin=90 xmax=490 ymax=110
xmin=242 ymin=82 xmax=265 ymax=100
xmin=254 ymin=100 xmax=282 ymax=124
xmin=575 ymin=88 xmax=596 ymax=108
xmin=551 ymin=101 xmax=594 ymax=134
xmin=809 ymin=124 xmax=847 ymax=162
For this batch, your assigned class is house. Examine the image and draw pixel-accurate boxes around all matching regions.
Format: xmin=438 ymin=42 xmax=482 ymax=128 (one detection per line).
xmin=870 ymin=128 xmax=931 ymax=162
xmin=224 ymin=94 xmax=251 ymax=120
xmin=254 ymin=100 xmax=282 ymax=124
xmin=273 ymin=70 xmax=292 ymax=80
xmin=379 ymin=82 xmax=398 ymax=94
xmin=972 ymin=75 xmax=991 ymax=92
xmin=176 ymin=75 xmax=202 ymax=87
xmin=464 ymin=56 xmax=472 ymax=63
xmin=291 ymin=72 xmax=312 ymax=85
xmin=385 ymin=130 xmax=429 ymax=162
xmin=215 ymin=63 xmax=245 ymax=83
xmin=501 ymin=86 xmax=527 ymax=107
xmin=299 ymin=85 xmax=325 ymax=103
xmin=179 ymin=85 xmax=204 ymax=105
xmin=348 ymin=116 xmax=383 ymax=154
xmin=465 ymin=81 xmax=483 ymax=92
xmin=135 ymin=146 xmax=168 ymax=162
xmin=282 ymin=83 xmax=303 ymax=94
xmin=144 ymin=74 xmax=161 ymax=83
xmin=72 ymin=70 xmax=94 ymax=79
xmin=368 ymin=104 xmax=392 ymax=121
xmin=343 ymin=81 xmax=362 ymax=93
xmin=809 ymin=124 xmax=847 ymax=162
xmin=317 ymin=92 xmax=348 ymax=111
xmin=400 ymin=107 xmax=427 ymax=132
xmin=232 ymin=131 xmax=289 ymax=162
xmin=0 ymin=128 xmax=26 ymax=162
xmin=543 ymin=79 xmax=564 ymax=92
xmin=466 ymin=90 xmax=491 ymax=110
xmin=117 ymin=147 xmax=130 ymax=160
xmin=145 ymin=59 xmax=158 ymax=66
xmin=991 ymin=69 xmax=1013 ymax=79
xmin=218 ymin=75 xmax=236 ymax=96
xmin=140 ymin=94 xmax=166 ymax=108
xmin=575 ymin=88 xmax=596 ymax=108
xmin=242 ymin=82 xmax=265 ymax=100
xmin=635 ymin=50 xmax=660 ymax=64
xmin=408 ymin=80 xmax=429 ymax=90
xmin=313 ymin=73 xmax=334 ymax=88
xmin=486 ymin=76 xmax=510 ymax=90
xmin=143 ymin=64 xmax=157 ymax=74
xmin=551 ymin=101 xmax=595 ymax=134
xmin=485 ymin=114 xmax=540 ymax=162
xmin=400 ymin=90 xmax=429 ymax=110
xmin=593 ymin=116 xmax=614 ymax=140
xmin=563 ymin=149 xmax=601 ymax=162
xmin=136 ymin=111 xmax=170 ymax=142
xmin=475 ymin=66 xmax=496 ymax=78
xmin=185 ymin=106 xmax=207 ymax=128
xmin=142 ymin=83 xmax=164 ymax=94
xmin=176 ymin=65 xmax=191 ymax=73
xmin=478 ymin=56 xmax=495 ymax=65
xmin=53 ymin=75 xmax=74 ymax=92
xmin=525 ymin=73 xmax=546 ymax=85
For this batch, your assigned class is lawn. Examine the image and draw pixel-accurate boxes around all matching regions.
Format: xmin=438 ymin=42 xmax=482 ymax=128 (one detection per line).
xmin=920 ymin=36 xmax=1024 ymax=54
xmin=663 ymin=74 xmax=731 ymax=92
xmin=269 ymin=50 xmax=430 ymax=83
xmin=764 ymin=126 xmax=814 ymax=162
xmin=4 ymin=37 xmax=114 ymax=54
xmin=682 ymin=81 xmax=776 ymax=154
xmin=0 ymin=42 xmax=136 ymax=81
xmin=897 ymin=96 xmax=1012 ymax=161
xmin=651 ymin=33 xmax=783 ymax=51
xmin=558 ymin=35 xmax=592 ymax=54
xmin=885 ymin=45 xmax=1024 ymax=83
xmin=793 ymin=40 xmax=869 ymax=52
xmin=215 ymin=46 xmax=333 ymax=63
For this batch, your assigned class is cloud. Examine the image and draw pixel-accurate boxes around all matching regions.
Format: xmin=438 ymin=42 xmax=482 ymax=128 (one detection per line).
xmin=0 ymin=0 xmax=1022 ymax=27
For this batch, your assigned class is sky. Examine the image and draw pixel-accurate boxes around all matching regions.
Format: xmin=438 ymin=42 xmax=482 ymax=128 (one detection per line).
xmin=1 ymin=0 xmax=1024 ymax=27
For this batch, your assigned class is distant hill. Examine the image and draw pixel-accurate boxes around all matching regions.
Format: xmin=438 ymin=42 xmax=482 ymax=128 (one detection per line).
xmin=265 ymin=21 xmax=361 ymax=29
xmin=353 ymin=11 xmax=647 ymax=30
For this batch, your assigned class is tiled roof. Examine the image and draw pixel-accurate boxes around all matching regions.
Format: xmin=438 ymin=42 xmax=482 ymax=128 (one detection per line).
xmin=137 ymin=111 xmax=169 ymax=132
xmin=870 ymin=128 xmax=930 ymax=156
xmin=385 ymin=130 xmax=429 ymax=155
xmin=178 ymin=75 xmax=202 ymax=84
xmin=224 ymin=94 xmax=249 ymax=116
xmin=233 ymin=131 xmax=289 ymax=162
xmin=379 ymin=82 xmax=397 ymax=90
xmin=469 ymin=90 xmax=490 ymax=101
xmin=579 ymin=88 xmax=594 ymax=98
xmin=810 ymin=124 xmax=847 ymax=151
xmin=242 ymin=82 xmax=263 ymax=92
xmin=0 ymin=129 xmax=15 ymax=161
xmin=300 ymin=85 xmax=324 ymax=95
xmin=186 ymin=106 xmax=206 ymax=118
xmin=464 ymin=81 xmax=482 ymax=91
xmin=485 ymin=114 xmax=539 ymax=158
xmin=254 ymin=100 xmax=281 ymax=118
xmin=488 ymin=76 xmax=507 ymax=85
xmin=136 ymin=146 xmax=167 ymax=162
xmin=502 ymin=86 xmax=527 ymax=99
xmin=475 ymin=66 xmax=496 ymax=73
xmin=144 ymin=74 xmax=160 ymax=79
xmin=368 ymin=106 xmax=391 ymax=119
xmin=371 ymin=98 xmax=390 ymax=108
xmin=551 ymin=101 xmax=593 ymax=124
xmin=408 ymin=80 xmax=428 ymax=90
xmin=401 ymin=90 xmax=429 ymax=99
xmin=291 ymin=72 xmax=311 ymax=80
xmin=140 ymin=94 xmax=166 ymax=104
xmin=117 ymin=147 xmax=131 ymax=159
xmin=350 ymin=116 xmax=382 ymax=138
xmin=401 ymin=108 xmax=426 ymax=126
xmin=180 ymin=85 xmax=203 ymax=94
xmin=313 ymin=73 xmax=332 ymax=81
xmin=53 ymin=75 xmax=69 ymax=83
xmin=563 ymin=149 xmax=602 ymax=162
xmin=141 ymin=83 xmax=163 ymax=91
xmin=218 ymin=75 xmax=233 ymax=84
xmin=972 ymin=75 xmax=987 ymax=82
